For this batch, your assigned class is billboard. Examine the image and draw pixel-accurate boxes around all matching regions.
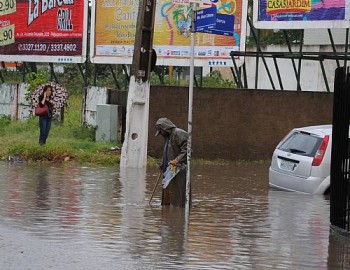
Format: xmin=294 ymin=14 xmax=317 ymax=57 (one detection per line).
xmin=90 ymin=0 xmax=248 ymax=67
xmin=254 ymin=0 xmax=350 ymax=29
xmin=0 ymin=0 xmax=88 ymax=63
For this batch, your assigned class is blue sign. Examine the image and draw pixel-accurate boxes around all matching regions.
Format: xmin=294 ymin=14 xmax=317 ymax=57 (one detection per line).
xmin=195 ymin=7 xmax=216 ymax=31
xmin=197 ymin=13 xmax=235 ymax=37
xmin=209 ymin=14 xmax=234 ymax=32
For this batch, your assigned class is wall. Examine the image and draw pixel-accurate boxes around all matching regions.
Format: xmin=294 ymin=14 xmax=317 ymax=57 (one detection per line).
xmin=0 ymin=83 xmax=31 ymax=120
xmin=82 ymin=86 xmax=109 ymax=126
xmin=148 ymin=86 xmax=333 ymax=161
xmin=1 ymin=83 xmax=334 ymax=161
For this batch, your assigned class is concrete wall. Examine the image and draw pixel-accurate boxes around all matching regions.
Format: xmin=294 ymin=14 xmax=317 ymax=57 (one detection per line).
xmin=2 ymin=83 xmax=334 ymax=161
xmin=82 ymin=86 xmax=109 ymax=126
xmin=148 ymin=86 xmax=333 ymax=161
xmin=0 ymin=83 xmax=31 ymax=120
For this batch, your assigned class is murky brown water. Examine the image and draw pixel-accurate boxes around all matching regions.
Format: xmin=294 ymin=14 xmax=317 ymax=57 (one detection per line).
xmin=0 ymin=161 xmax=349 ymax=269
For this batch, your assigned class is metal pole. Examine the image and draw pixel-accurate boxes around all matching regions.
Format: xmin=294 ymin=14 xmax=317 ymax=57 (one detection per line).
xmin=273 ymin=56 xmax=284 ymax=90
xmin=283 ymin=30 xmax=301 ymax=90
xmin=108 ymin=64 xmax=121 ymax=90
xmin=122 ymin=64 xmax=130 ymax=89
xmin=247 ymin=17 xmax=275 ymax=90
xmin=242 ymin=62 xmax=248 ymax=88
xmin=49 ymin=63 xmax=58 ymax=83
xmin=229 ymin=66 xmax=239 ymax=86
xmin=328 ymin=29 xmax=340 ymax=68
xmin=93 ymin=64 xmax=97 ymax=86
xmin=232 ymin=55 xmax=243 ymax=88
xmin=0 ymin=66 xmax=4 ymax=83
xmin=186 ymin=2 xmax=196 ymax=213
xmin=319 ymin=57 xmax=330 ymax=93
xmin=22 ymin=62 xmax=26 ymax=82
xmin=296 ymin=30 xmax=303 ymax=91
xmin=255 ymin=29 xmax=260 ymax=89
xmin=344 ymin=28 xmax=349 ymax=69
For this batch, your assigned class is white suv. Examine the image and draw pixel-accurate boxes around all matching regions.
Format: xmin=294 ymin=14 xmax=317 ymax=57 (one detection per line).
xmin=269 ymin=125 xmax=332 ymax=195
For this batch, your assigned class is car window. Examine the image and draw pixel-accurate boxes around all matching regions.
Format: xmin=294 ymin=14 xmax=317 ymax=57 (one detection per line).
xmin=278 ymin=131 xmax=323 ymax=157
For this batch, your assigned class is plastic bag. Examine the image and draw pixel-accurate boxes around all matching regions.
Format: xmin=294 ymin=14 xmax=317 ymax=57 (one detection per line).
xmin=162 ymin=163 xmax=185 ymax=188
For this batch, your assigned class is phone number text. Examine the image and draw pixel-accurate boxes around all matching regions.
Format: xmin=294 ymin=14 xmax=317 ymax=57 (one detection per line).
xmin=17 ymin=43 xmax=77 ymax=52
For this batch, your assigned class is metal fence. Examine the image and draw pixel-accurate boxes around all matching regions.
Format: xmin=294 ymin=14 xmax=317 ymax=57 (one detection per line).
xmin=330 ymin=66 xmax=350 ymax=233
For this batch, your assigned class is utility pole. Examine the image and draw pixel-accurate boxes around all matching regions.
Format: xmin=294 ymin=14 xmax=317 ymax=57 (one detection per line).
xmin=120 ymin=0 xmax=157 ymax=168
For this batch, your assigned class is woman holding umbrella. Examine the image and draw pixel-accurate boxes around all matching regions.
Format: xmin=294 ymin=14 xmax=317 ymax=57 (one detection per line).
xmin=38 ymin=85 xmax=56 ymax=145
xmin=31 ymin=82 xmax=68 ymax=145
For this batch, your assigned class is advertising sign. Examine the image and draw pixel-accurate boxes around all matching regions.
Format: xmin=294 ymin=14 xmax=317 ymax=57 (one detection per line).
xmin=0 ymin=0 xmax=88 ymax=63
xmin=91 ymin=0 xmax=137 ymax=64
xmin=254 ymin=0 xmax=350 ymax=29
xmin=90 ymin=0 xmax=248 ymax=67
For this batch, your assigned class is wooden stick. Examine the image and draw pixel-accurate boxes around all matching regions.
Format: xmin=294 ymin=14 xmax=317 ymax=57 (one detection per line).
xmin=149 ymin=170 xmax=162 ymax=204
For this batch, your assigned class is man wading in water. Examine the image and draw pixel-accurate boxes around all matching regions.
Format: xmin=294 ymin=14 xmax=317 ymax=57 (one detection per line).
xmin=155 ymin=118 xmax=191 ymax=207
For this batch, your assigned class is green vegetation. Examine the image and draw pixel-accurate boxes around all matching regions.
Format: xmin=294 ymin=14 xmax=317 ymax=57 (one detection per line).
xmin=150 ymin=68 xmax=236 ymax=88
xmin=0 ymin=95 xmax=124 ymax=166
xmin=246 ymin=29 xmax=303 ymax=47
xmin=201 ymin=70 xmax=235 ymax=88
xmin=2 ymin=64 xmax=236 ymax=90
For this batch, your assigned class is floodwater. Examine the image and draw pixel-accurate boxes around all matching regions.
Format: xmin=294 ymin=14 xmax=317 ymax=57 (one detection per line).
xmin=0 ymin=161 xmax=349 ymax=270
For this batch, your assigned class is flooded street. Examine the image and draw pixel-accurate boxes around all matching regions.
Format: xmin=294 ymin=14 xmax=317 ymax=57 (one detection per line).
xmin=0 ymin=161 xmax=349 ymax=269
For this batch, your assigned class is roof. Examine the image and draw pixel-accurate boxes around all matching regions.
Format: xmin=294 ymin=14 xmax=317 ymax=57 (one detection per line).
xmin=294 ymin=125 xmax=333 ymax=136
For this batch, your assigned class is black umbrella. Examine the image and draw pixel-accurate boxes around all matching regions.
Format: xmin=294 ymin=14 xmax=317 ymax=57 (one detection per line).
xmin=30 ymin=82 xmax=69 ymax=116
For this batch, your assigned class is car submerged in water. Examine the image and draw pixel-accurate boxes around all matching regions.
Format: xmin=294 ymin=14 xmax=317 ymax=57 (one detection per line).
xmin=269 ymin=125 xmax=332 ymax=195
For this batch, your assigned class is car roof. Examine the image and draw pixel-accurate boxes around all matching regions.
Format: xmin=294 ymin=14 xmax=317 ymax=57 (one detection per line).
xmin=293 ymin=125 xmax=332 ymax=136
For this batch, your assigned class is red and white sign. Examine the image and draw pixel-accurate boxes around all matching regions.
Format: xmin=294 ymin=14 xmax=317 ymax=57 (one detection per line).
xmin=0 ymin=0 xmax=88 ymax=63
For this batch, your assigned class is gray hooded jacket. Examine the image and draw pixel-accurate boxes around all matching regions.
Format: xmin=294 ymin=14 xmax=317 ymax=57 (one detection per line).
xmin=155 ymin=118 xmax=188 ymax=168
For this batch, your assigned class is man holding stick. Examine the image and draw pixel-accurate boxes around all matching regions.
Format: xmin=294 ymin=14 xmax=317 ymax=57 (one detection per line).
xmin=154 ymin=117 xmax=190 ymax=207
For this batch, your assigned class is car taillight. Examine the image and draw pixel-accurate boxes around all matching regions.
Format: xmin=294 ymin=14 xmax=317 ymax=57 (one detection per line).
xmin=312 ymin=135 xmax=329 ymax=166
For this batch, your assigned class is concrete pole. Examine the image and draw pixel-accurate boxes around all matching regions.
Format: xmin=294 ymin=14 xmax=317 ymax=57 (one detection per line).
xmin=120 ymin=79 xmax=150 ymax=168
xmin=120 ymin=0 xmax=157 ymax=168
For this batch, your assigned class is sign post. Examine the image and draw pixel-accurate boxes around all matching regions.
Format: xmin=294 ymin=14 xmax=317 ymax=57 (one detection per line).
xmin=186 ymin=0 xmax=241 ymax=210
xmin=185 ymin=0 xmax=197 ymax=214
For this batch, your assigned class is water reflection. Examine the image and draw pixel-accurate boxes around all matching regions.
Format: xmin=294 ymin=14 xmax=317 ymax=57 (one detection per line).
xmin=328 ymin=229 xmax=350 ymax=269
xmin=266 ymin=190 xmax=329 ymax=269
xmin=35 ymin=165 xmax=50 ymax=210
xmin=0 ymin=161 xmax=348 ymax=269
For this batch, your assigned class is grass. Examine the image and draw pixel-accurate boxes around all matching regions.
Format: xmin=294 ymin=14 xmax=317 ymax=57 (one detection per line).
xmin=0 ymin=95 xmax=128 ymax=166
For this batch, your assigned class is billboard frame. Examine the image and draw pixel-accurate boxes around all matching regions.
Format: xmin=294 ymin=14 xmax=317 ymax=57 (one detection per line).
xmin=253 ymin=0 xmax=350 ymax=29
xmin=0 ymin=1 xmax=89 ymax=64
xmin=90 ymin=0 xmax=248 ymax=67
